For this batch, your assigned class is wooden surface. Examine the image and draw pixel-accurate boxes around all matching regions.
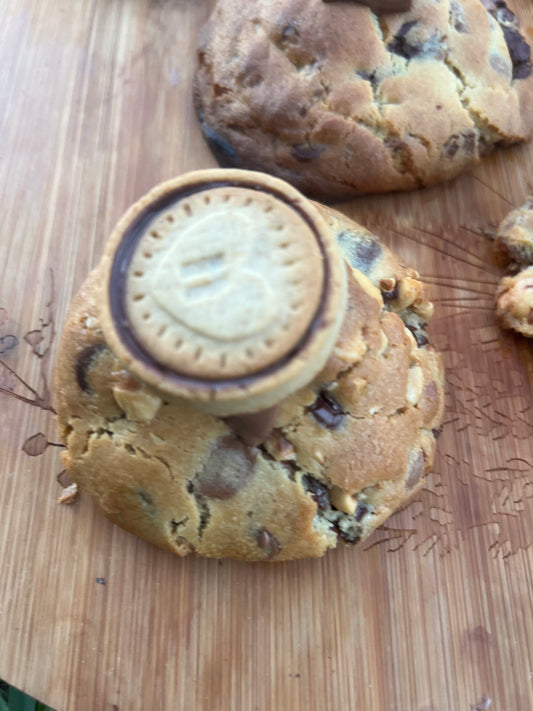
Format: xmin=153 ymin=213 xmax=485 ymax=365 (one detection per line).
xmin=1 ymin=1 xmax=533 ymax=709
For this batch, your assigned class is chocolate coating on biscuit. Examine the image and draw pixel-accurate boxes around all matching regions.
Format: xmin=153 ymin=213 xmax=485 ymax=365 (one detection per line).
xmin=75 ymin=343 xmax=107 ymax=393
xmin=108 ymin=180 xmax=330 ymax=394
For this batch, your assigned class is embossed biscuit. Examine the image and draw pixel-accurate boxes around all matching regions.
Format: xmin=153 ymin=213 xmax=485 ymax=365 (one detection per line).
xmin=194 ymin=0 xmax=533 ymax=198
xmin=98 ymin=169 xmax=347 ymax=416
xmin=54 ymin=186 xmax=444 ymax=561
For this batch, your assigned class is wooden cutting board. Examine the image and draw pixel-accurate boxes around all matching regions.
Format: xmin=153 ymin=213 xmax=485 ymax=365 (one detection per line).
xmin=1 ymin=1 xmax=532 ymax=709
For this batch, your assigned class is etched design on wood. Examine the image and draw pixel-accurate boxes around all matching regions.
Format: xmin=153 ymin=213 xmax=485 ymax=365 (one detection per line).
xmin=0 ymin=270 xmax=64 ymax=475
xmin=360 ymin=222 xmax=533 ymax=559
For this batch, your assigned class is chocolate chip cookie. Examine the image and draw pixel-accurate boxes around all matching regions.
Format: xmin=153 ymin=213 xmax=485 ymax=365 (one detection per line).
xmin=194 ymin=0 xmax=533 ymax=199
xmin=54 ymin=170 xmax=444 ymax=561
xmin=494 ymin=196 xmax=533 ymax=336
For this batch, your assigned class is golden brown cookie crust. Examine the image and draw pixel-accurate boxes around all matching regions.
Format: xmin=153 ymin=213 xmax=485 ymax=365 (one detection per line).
xmin=54 ymin=206 xmax=444 ymax=561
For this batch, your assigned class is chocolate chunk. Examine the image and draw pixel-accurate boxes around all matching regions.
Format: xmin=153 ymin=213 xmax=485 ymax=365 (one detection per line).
xmin=502 ymin=26 xmax=532 ymax=79
xmin=450 ymin=0 xmax=468 ymax=33
xmin=280 ymin=22 xmax=300 ymax=45
xmin=303 ymin=474 xmax=330 ymax=511
xmin=224 ymin=405 xmax=280 ymax=447
xmin=482 ymin=0 xmax=532 ymax=79
xmin=388 ymin=21 xmax=420 ymax=60
xmin=338 ymin=529 xmax=361 ymax=544
xmin=199 ymin=119 xmax=242 ymax=168
xmin=406 ymin=449 xmax=425 ymax=488
xmin=382 ymin=284 xmax=399 ymax=301
xmin=355 ymin=501 xmax=371 ymax=522
xmin=432 ymin=427 xmax=443 ymax=439
xmin=75 ymin=343 xmax=106 ymax=393
xmin=442 ymin=132 xmax=477 ymax=158
xmin=255 ymin=528 xmax=281 ymax=558
xmin=405 ymin=324 xmax=429 ymax=347
xmin=308 ymin=390 xmax=345 ymax=429
xmin=194 ymin=435 xmax=256 ymax=500
xmin=337 ymin=230 xmax=382 ymax=273
xmin=291 ymin=143 xmax=325 ymax=162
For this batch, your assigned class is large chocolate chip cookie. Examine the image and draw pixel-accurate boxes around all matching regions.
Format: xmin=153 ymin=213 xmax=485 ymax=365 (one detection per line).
xmin=54 ymin=170 xmax=444 ymax=561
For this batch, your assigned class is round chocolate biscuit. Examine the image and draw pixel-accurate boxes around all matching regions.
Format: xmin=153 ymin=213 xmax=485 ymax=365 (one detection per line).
xmin=98 ymin=169 xmax=347 ymax=416
xmin=54 ymin=183 xmax=445 ymax=561
xmin=194 ymin=0 xmax=533 ymax=198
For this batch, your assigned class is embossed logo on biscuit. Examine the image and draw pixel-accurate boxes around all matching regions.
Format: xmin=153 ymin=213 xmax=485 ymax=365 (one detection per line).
xmin=150 ymin=211 xmax=274 ymax=341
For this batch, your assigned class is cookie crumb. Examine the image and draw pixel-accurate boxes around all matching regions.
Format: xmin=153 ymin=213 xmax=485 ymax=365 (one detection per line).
xmin=57 ymin=482 xmax=79 ymax=505
xmin=471 ymin=694 xmax=491 ymax=711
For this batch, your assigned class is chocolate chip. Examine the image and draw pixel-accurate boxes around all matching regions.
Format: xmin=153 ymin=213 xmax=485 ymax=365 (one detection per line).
xmin=337 ymin=230 xmax=382 ymax=273
xmin=280 ymin=22 xmax=300 ymax=45
xmin=388 ymin=21 xmax=420 ymax=60
xmin=338 ymin=529 xmax=361 ymax=544
xmin=450 ymin=0 xmax=468 ymax=33
xmin=355 ymin=501 xmax=371 ymax=522
xmin=442 ymin=130 xmax=477 ymax=159
xmin=382 ymin=284 xmax=399 ymax=301
xmin=432 ymin=427 xmax=443 ymax=439
xmin=308 ymin=390 xmax=345 ymax=429
xmin=406 ymin=449 xmax=425 ymax=488
xmin=255 ymin=528 xmax=281 ymax=558
xmin=291 ymin=143 xmax=325 ymax=161
xmin=199 ymin=119 xmax=242 ymax=168
xmin=482 ymin=0 xmax=532 ymax=79
xmin=357 ymin=70 xmax=378 ymax=86
xmin=303 ymin=474 xmax=330 ymax=511
xmin=194 ymin=435 xmax=256 ymax=500
xmin=405 ymin=324 xmax=429 ymax=347
xmin=502 ymin=26 xmax=532 ymax=79
xmin=75 ymin=343 xmax=106 ymax=393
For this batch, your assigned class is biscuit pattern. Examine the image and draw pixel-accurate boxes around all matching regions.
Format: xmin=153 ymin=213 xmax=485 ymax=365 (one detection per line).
xmin=194 ymin=0 xmax=533 ymax=198
xmin=54 ymin=207 xmax=444 ymax=561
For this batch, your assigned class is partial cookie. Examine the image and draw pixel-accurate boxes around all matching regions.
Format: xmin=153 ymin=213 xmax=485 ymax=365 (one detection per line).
xmin=54 ymin=171 xmax=444 ymax=561
xmin=495 ymin=266 xmax=533 ymax=337
xmin=194 ymin=0 xmax=533 ymax=198
xmin=494 ymin=195 xmax=533 ymax=270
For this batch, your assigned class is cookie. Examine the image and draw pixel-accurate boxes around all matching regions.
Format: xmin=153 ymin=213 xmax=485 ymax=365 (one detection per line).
xmin=54 ymin=170 xmax=444 ymax=561
xmin=97 ymin=170 xmax=347 ymax=416
xmin=494 ymin=195 xmax=533 ymax=270
xmin=194 ymin=0 xmax=533 ymax=199
xmin=495 ymin=266 xmax=533 ymax=337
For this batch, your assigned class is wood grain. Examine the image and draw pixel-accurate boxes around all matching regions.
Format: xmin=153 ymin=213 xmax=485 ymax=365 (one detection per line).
xmin=0 ymin=1 xmax=532 ymax=710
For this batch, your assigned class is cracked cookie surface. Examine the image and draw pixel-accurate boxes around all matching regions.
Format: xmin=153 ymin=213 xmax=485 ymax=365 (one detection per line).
xmin=194 ymin=0 xmax=533 ymax=199
xmin=54 ymin=206 xmax=444 ymax=561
